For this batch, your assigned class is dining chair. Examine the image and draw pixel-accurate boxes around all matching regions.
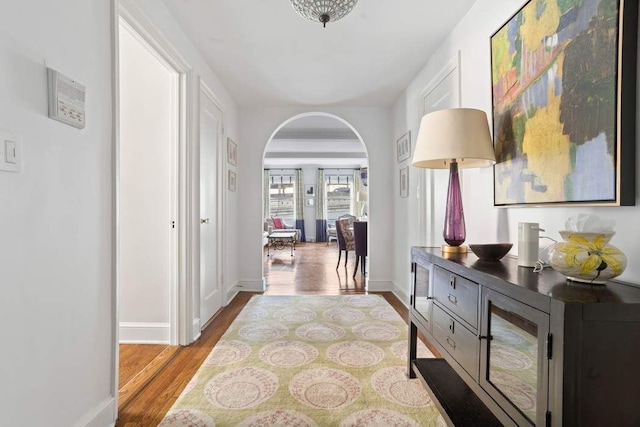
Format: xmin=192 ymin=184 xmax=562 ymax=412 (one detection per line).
xmin=353 ymin=221 xmax=367 ymax=278
xmin=335 ymin=215 xmax=356 ymax=269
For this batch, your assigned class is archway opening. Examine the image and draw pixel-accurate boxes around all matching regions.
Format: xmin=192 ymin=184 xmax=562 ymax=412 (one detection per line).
xmin=261 ymin=113 xmax=370 ymax=293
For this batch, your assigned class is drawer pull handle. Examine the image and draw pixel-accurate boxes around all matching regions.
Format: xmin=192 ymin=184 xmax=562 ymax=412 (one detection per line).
xmin=446 ymin=337 xmax=456 ymax=349
xmin=449 ymin=276 xmax=456 ymax=289
xmin=449 ymin=319 xmax=455 ymax=333
xmin=447 ymin=294 xmax=457 ymax=304
xmin=479 ymin=335 xmax=493 ymax=341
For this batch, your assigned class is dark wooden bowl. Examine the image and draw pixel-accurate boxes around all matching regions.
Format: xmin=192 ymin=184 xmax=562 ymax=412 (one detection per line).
xmin=468 ymin=243 xmax=513 ymax=261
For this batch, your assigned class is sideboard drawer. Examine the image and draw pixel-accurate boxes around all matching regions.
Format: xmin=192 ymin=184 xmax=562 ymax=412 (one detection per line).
xmin=433 ymin=304 xmax=479 ymax=381
xmin=433 ymin=266 xmax=479 ymax=329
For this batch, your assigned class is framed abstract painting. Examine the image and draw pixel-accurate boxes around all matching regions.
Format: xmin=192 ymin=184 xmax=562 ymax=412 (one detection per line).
xmin=491 ymin=0 xmax=637 ymax=206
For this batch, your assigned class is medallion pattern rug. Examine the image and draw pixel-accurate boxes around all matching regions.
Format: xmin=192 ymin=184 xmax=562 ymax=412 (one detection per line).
xmin=160 ymin=295 xmax=445 ymax=426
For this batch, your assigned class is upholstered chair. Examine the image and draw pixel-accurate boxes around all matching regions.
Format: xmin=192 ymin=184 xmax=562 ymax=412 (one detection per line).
xmin=335 ymin=214 xmax=356 ymax=269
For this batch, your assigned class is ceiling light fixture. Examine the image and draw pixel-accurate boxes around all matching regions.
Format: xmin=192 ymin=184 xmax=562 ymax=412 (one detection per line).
xmin=291 ymin=0 xmax=358 ymax=28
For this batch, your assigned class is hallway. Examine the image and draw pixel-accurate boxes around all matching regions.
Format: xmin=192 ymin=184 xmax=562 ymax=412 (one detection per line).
xmin=117 ymin=243 xmax=385 ymax=426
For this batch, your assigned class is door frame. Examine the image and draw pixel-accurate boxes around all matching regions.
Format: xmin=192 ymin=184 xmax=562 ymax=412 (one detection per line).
xmin=113 ymin=0 xmax=199 ymax=347
xmin=111 ymin=0 xmax=224 ymax=416
xmin=417 ymin=51 xmax=461 ymax=247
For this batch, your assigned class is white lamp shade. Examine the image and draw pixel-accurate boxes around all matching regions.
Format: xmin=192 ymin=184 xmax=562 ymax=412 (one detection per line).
xmin=412 ymin=108 xmax=496 ymax=169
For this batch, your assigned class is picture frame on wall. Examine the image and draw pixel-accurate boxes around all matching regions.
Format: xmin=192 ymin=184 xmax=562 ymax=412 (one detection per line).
xmin=305 ymin=198 xmax=315 ymax=207
xmin=399 ymin=166 xmax=409 ymax=198
xmin=226 ymin=137 xmax=238 ymax=166
xmin=228 ymin=170 xmax=236 ymax=192
xmin=396 ymin=131 xmax=411 ymax=163
xmin=491 ymin=0 xmax=637 ymax=207
xmin=305 ymin=185 xmax=314 ymax=196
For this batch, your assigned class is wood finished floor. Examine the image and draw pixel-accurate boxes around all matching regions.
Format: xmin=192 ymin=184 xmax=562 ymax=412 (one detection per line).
xmin=264 ymin=241 xmax=366 ymax=294
xmin=119 ymin=344 xmax=168 ymax=387
xmin=116 ymin=242 xmax=409 ymax=426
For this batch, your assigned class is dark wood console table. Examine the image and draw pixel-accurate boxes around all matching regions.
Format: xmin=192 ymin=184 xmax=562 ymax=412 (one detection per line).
xmin=409 ymin=247 xmax=640 ymax=426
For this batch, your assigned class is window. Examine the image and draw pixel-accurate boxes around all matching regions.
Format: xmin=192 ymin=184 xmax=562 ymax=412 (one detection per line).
xmin=269 ymin=174 xmax=295 ymax=225
xmin=325 ymin=174 xmax=352 ymax=222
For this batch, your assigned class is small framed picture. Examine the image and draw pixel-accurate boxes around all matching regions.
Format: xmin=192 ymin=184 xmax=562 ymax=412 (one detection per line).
xmin=396 ymin=131 xmax=411 ymax=163
xmin=226 ymin=137 xmax=238 ymax=166
xmin=399 ymin=166 xmax=409 ymax=198
xmin=305 ymin=185 xmax=315 ymax=196
xmin=305 ymin=198 xmax=315 ymax=207
xmin=228 ymin=169 xmax=236 ymax=192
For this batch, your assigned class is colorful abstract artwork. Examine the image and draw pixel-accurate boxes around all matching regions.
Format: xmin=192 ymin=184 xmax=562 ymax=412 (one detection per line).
xmin=491 ymin=0 xmax=636 ymax=206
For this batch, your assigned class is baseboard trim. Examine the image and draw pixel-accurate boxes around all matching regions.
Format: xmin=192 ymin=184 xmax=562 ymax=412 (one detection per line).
xmin=237 ymin=280 xmax=265 ymax=292
xmin=226 ymin=283 xmax=239 ymax=304
xmin=366 ymin=280 xmax=394 ymax=292
xmin=76 ymin=396 xmax=116 ymax=427
xmin=192 ymin=317 xmax=201 ymax=342
xmin=391 ymin=282 xmax=410 ymax=307
xmin=119 ymin=322 xmax=170 ymax=344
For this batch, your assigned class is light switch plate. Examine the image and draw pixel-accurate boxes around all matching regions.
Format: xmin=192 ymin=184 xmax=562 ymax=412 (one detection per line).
xmin=6 ymin=140 xmax=17 ymax=163
xmin=0 ymin=130 xmax=22 ymax=173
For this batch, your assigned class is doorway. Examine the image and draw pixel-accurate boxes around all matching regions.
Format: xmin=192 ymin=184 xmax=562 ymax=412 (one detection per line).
xmin=114 ymin=0 xmax=228 ymax=415
xmin=118 ymin=17 xmax=179 ymax=345
xmin=116 ymin=8 xmax=186 ymax=411
xmin=262 ymin=113 xmax=369 ymax=291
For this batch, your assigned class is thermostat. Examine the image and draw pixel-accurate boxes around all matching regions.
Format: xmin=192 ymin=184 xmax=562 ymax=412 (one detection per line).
xmin=47 ymin=67 xmax=86 ymax=129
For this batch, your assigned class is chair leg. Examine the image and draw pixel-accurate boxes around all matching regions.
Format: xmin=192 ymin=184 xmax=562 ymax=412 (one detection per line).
xmin=353 ymin=256 xmax=359 ymax=278
xmin=336 ymin=250 xmax=342 ymax=270
xmin=344 ymin=250 xmax=348 ymax=267
xmin=362 ymin=256 xmax=366 ymax=276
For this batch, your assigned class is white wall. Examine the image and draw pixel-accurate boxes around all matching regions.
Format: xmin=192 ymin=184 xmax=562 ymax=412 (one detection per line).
xmin=392 ymin=94 xmax=415 ymax=302
xmin=0 ymin=1 xmax=115 ymax=425
xmin=0 ymin=0 xmax=242 ymax=423
xmin=119 ymin=23 xmax=175 ymax=343
xmin=239 ymin=107 xmax=394 ymax=291
xmin=128 ymin=0 xmax=241 ymax=304
xmin=394 ymin=0 xmax=640 ymax=299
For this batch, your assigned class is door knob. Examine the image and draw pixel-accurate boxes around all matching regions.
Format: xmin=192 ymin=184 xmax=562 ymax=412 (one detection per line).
xmin=200 ymin=218 xmax=210 ymax=224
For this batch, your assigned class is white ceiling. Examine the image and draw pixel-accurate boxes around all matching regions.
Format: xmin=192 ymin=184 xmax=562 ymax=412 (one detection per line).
xmin=160 ymin=1 xmax=477 ymax=167
xmin=264 ymin=115 xmax=366 ymax=168
xmin=161 ymin=0 xmax=477 ymax=107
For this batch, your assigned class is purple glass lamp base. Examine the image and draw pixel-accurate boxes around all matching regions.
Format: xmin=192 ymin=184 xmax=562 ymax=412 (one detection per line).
xmin=442 ymin=161 xmax=467 ymax=253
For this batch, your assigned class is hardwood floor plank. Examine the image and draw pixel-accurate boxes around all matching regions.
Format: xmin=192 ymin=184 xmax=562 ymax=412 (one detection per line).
xmin=118 ymin=346 xmax=181 ymax=412
xmin=116 ymin=292 xmax=257 ymax=426
xmin=119 ymin=344 xmax=168 ymax=387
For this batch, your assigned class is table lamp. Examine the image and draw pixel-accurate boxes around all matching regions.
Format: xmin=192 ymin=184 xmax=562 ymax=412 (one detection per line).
xmin=412 ymin=108 xmax=495 ymax=253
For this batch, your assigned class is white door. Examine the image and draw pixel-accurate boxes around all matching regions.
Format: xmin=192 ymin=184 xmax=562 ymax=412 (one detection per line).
xmin=200 ymin=90 xmax=224 ymax=327
xmin=419 ymin=54 xmax=461 ymax=247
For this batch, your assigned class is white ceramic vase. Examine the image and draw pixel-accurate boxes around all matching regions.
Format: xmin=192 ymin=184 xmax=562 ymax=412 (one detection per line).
xmin=547 ymin=231 xmax=627 ymax=284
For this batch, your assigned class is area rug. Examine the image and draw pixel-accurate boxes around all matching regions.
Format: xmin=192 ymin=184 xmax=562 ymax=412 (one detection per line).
xmin=159 ymin=295 xmax=444 ymax=426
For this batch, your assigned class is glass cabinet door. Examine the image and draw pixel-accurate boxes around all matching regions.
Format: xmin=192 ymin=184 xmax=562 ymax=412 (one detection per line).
xmin=479 ymin=288 xmax=549 ymax=426
xmin=412 ymin=260 xmax=433 ymax=333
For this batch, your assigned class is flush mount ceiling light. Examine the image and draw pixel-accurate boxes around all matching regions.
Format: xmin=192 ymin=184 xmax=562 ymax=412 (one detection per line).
xmin=291 ymin=0 xmax=358 ymax=28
